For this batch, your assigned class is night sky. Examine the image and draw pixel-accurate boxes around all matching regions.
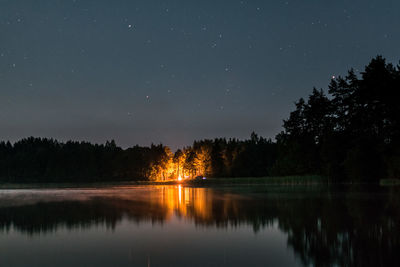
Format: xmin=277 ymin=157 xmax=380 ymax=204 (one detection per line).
xmin=1 ymin=0 xmax=399 ymax=149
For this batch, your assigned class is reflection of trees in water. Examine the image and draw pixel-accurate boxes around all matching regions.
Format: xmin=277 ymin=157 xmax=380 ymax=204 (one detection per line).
xmin=0 ymin=186 xmax=399 ymax=266
xmin=0 ymin=198 xmax=170 ymax=235
xmin=276 ymin=188 xmax=400 ymax=267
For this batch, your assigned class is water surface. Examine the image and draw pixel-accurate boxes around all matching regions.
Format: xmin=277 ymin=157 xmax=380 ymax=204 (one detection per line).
xmin=0 ymin=185 xmax=399 ymax=266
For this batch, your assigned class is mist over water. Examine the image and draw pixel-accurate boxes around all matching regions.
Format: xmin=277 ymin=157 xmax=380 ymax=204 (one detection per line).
xmin=0 ymin=185 xmax=399 ymax=266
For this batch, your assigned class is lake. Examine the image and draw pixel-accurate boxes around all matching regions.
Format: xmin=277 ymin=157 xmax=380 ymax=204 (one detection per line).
xmin=0 ymin=184 xmax=399 ymax=266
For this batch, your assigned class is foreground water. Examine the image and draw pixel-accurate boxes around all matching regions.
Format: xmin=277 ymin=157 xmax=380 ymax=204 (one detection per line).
xmin=0 ymin=185 xmax=399 ymax=267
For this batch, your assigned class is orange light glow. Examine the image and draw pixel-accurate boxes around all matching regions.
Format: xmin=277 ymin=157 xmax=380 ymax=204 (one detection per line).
xmin=177 ymin=175 xmax=183 ymax=181
xmin=154 ymin=186 xmax=213 ymax=221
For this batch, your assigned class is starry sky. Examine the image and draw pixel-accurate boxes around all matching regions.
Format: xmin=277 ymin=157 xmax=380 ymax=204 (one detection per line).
xmin=1 ymin=0 xmax=399 ymax=149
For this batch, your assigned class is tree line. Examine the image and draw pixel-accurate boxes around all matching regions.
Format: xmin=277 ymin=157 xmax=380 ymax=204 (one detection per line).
xmin=274 ymin=56 xmax=400 ymax=182
xmin=0 ymin=139 xmax=172 ymax=182
xmin=0 ymin=56 xmax=399 ymax=183
xmin=0 ymin=134 xmax=277 ymax=182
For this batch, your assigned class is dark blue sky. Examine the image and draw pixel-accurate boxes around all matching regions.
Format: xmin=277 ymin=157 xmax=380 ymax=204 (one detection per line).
xmin=1 ymin=0 xmax=399 ymax=149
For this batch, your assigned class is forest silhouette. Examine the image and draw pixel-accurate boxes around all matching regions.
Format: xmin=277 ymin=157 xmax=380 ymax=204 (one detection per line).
xmin=0 ymin=56 xmax=399 ymax=183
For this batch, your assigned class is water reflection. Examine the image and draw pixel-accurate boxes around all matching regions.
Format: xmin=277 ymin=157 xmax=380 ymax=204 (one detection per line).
xmin=0 ymin=185 xmax=246 ymax=233
xmin=0 ymin=185 xmax=399 ymax=266
xmin=156 ymin=185 xmax=214 ymax=221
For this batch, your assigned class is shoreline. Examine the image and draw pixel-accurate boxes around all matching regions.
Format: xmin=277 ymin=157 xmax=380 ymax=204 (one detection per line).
xmin=0 ymin=175 xmax=325 ymax=189
xmin=1 ymin=176 xmax=398 ymax=189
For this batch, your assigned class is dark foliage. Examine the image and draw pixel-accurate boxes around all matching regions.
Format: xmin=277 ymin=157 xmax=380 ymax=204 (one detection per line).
xmin=1 ymin=56 xmax=398 ymax=183
xmin=0 ymin=138 xmax=170 ymax=182
xmin=274 ymin=56 xmax=400 ymax=182
xmin=180 ymin=134 xmax=277 ymax=178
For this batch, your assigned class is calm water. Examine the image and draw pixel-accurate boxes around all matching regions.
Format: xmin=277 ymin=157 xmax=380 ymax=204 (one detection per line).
xmin=0 ymin=185 xmax=399 ymax=267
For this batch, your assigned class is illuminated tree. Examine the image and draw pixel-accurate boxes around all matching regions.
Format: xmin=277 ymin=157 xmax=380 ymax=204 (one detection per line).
xmin=193 ymin=146 xmax=211 ymax=176
xmin=147 ymin=145 xmax=174 ymax=181
xmin=173 ymin=149 xmax=186 ymax=179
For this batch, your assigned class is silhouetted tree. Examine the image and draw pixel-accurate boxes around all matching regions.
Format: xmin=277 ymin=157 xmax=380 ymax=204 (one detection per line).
xmin=1 ymin=56 xmax=398 ymax=183
xmin=274 ymin=55 xmax=400 ymax=182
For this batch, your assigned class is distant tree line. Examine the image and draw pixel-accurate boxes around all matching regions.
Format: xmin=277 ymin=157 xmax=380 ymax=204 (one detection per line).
xmin=0 ymin=134 xmax=277 ymax=182
xmin=0 ymin=56 xmax=398 ymax=183
xmin=172 ymin=133 xmax=277 ymax=179
xmin=0 ymin=139 xmax=172 ymax=182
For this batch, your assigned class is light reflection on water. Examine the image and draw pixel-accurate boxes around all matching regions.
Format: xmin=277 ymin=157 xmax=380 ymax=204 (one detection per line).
xmin=0 ymin=185 xmax=399 ymax=266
